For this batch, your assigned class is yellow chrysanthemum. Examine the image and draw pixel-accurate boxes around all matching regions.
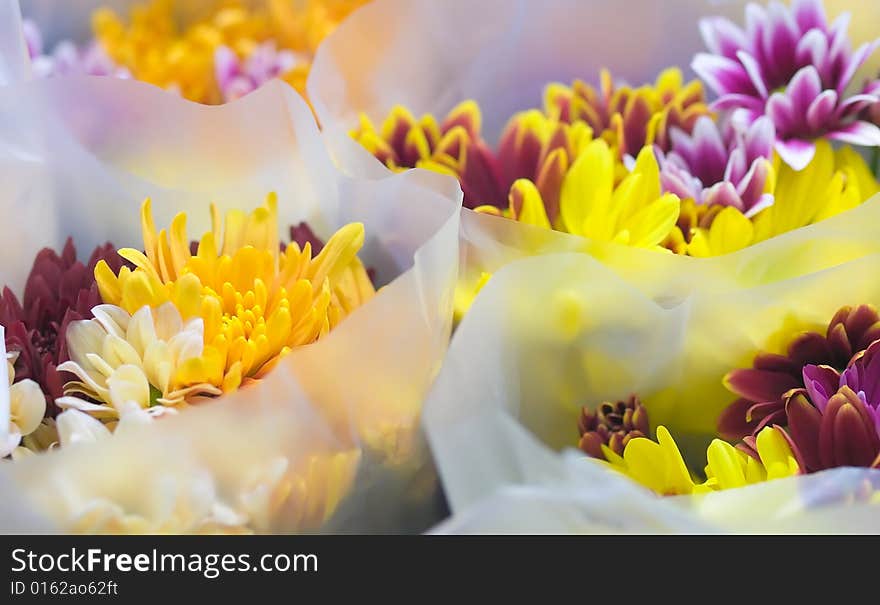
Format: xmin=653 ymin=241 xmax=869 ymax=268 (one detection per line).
xmin=95 ymin=196 xmax=375 ymax=393
xmin=702 ymin=427 xmax=800 ymax=491
xmin=529 ymin=140 xmax=680 ymax=248
xmin=350 ymin=101 xmax=487 ymax=178
xmin=602 ymin=425 xmax=800 ymax=496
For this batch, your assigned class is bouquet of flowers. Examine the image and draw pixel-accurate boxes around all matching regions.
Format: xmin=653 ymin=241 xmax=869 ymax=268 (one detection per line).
xmin=0 ymin=3 xmax=461 ymax=533
xmin=308 ymin=0 xmax=880 ymax=532
xmin=6 ymin=0 xmax=880 ymax=535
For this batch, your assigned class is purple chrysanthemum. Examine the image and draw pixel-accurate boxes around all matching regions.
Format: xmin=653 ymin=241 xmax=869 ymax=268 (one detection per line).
xmin=787 ymin=340 xmax=880 ymax=471
xmin=23 ymin=20 xmax=129 ymax=79
xmin=658 ymin=115 xmax=775 ymax=216
xmin=215 ymin=43 xmax=302 ymax=102
xmin=693 ymin=0 xmax=880 ymax=170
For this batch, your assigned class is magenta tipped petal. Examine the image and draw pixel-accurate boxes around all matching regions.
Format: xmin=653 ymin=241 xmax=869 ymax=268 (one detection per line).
xmin=826 ymin=121 xmax=880 ymax=147
xmin=775 ymin=138 xmax=816 ymax=171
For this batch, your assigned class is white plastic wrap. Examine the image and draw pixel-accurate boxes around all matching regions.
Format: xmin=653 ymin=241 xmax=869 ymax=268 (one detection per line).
xmin=0 ymin=4 xmax=463 ymax=533
xmin=307 ymin=0 xmax=880 ymax=532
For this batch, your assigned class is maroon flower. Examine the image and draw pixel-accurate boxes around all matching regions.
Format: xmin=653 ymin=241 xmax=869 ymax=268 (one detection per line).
xmin=289 ymin=222 xmax=325 ymax=255
xmin=718 ymin=304 xmax=880 ymax=441
xmin=578 ymin=395 xmax=650 ymax=460
xmin=0 ymin=239 xmax=125 ymax=416
xmin=786 ymin=386 xmax=880 ymax=472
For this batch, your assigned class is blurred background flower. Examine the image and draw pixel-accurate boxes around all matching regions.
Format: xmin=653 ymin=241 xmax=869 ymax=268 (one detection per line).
xmin=22 ymin=0 xmax=369 ymax=103
xmin=23 ymin=18 xmax=129 ymax=77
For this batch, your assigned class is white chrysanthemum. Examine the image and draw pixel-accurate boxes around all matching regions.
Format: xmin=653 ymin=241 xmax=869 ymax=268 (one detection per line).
xmin=57 ymin=303 xmax=221 ymax=420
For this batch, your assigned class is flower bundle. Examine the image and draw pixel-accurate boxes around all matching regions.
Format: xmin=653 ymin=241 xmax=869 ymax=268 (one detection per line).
xmin=347 ymin=1 xmax=880 ymax=260
xmin=305 ymin=0 xmax=880 ymax=532
xmin=0 ymin=32 xmax=461 ymax=533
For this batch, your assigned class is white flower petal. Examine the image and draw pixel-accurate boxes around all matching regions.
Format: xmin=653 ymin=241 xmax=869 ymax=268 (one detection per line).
xmin=102 ymin=334 xmax=143 ymax=369
xmin=10 ymin=379 xmax=46 ymax=435
xmin=91 ymin=304 xmax=131 ymax=338
xmin=126 ymin=305 xmax=158 ymax=358
xmin=55 ymin=396 xmax=117 ymax=417
xmin=154 ymin=302 xmax=184 ymax=341
xmin=107 ymin=364 xmax=151 ymax=409
xmin=64 ymin=320 xmax=107 ymax=370
xmin=56 ymin=409 xmax=111 ymax=446
xmin=143 ymin=341 xmax=172 ymax=394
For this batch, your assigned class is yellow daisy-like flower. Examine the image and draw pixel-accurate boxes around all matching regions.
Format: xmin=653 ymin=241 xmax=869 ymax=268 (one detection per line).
xmin=602 ymin=425 xmax=800 ymax=496
xmin=491 ymin=140 xmax=679 ymax=248
xmin=56 ymin=303 xmax=221 ymax=420
xmin=94 ymin=196 xmax=375 ymax=394
xmin=702 ymin=427 xmax=800 ymax=491
xmin=602 ymin=426 xmax=698 ymax=496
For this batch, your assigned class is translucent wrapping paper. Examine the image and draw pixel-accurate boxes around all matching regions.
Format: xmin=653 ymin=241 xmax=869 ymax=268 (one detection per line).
xmin=0 ymin=5 xmax=462 ymax=532
xmin=307 ymin=0 xmax=880 ymax=532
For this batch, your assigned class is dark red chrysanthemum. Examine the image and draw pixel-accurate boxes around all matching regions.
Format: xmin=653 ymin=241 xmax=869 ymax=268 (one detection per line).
xmin=718 ymin=304 xmax=880 ymax=441
xmin=578 ymin=394 xmax=650 ymax=460
xmin=0 ymin=238 xmax=126 ymax=416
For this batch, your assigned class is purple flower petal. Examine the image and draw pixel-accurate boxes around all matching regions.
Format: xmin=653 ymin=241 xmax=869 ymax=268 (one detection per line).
xmin=699 ymin=17 xmax=749 ymax=60
xmin=736 ymin=50 xmax=769 ymax=98
xmin=834 ymin=93 xmax=880 ymax=121
xmin=775 ymin=137 xmax=816 ymax=171
xmin=692 ymin=115 xmax=728 ymax=182
xmin=760 ymin=2 xmax=801 ymax=86
xmin=744 ymin=116 xmax=775 ymax=162
xmin=214 ymin=46 xmax=240 ymax=89
xmin=837 ymin=40 xmax=880 ymax=95
xmin=745 ymin=193 xmax=774 ymax=218
xmin=710 ymin=93 xmax=766 ymax=113
xmin=704 ymin=181 xmax=743 ymax=210
xmin=669 ymin=126 xmax=697 ymax=166
xmin=787 ymin=66 xmax=823 ymax=118
xmin=724 ymin=146 xmax=748 ymax=184
xmin=792 ymin=0 xmax=827 ymax=34
xmin=692 ymin=53 xmax=758 ymax=97
xmin=735 ymin=158 xmax=771 ymax=212
xmin=796 ymin=28 xmax=830 ymax=82
xmin=826 ymin=12 xmax=852 ymax=71
xmin=826 ymin=121 xmax=880 ymax=146
xmin=803 ymin=364 xmax=840 ymax=412
xmin=805 ymin=89 xmax=838 ymax=133
xmin=766 ymin=92 xmax=796 ymax=134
